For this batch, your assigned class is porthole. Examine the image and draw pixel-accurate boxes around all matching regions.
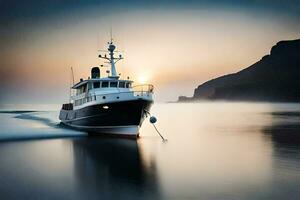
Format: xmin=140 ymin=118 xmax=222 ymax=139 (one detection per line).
xmin=102 ymin=96 xmax=106 ymax=99
xmin=116 ymin=96 xmax=119 ymax=99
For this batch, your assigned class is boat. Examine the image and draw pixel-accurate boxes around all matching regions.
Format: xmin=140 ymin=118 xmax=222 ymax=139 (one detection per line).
xmin=59 ymin=39 xmax=154 ymax=137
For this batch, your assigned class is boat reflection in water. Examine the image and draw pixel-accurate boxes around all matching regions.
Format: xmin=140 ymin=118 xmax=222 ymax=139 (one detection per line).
xmin=70 ymin=137 xmax=161 ymax=199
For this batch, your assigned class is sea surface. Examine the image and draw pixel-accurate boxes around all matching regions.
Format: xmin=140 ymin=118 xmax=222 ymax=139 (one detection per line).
xmin=0 ymin=102 xmax=300 ymax=200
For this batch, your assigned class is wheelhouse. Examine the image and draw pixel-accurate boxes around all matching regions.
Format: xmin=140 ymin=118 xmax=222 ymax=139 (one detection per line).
xmin=72 ymin=79 xmax=133 ymax=91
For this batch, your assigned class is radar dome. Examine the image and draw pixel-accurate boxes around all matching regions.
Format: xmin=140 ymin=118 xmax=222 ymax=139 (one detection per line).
xmin=108 ymin=44 xmax=116 ymax=52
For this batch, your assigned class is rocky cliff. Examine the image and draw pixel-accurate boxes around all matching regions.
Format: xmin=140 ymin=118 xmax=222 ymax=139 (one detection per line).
xmin=181 ymin=39 xmax=300 ymax=102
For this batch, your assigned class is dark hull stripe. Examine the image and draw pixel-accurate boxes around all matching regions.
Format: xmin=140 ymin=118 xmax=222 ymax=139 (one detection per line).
xmin=59 ymin=99 xmax=153 ymax=128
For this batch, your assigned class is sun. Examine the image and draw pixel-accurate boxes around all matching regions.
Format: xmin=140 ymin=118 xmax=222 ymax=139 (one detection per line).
xmin=137 ymin=74 xmax=149 ymax=84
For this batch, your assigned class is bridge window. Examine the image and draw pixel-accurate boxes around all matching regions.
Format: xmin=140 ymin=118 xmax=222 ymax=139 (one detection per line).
xmin=119 ymin=81 xmax=125 ymax=88
xmin=102 ymin=81 xmax=108 ymax=88
xmin=110 ymin=81 xmax=118 ymax=87
xmin=93 ymin=82 xmax=100 ymax=88
xmin=125 ymin=82 xmax=131 ymax=88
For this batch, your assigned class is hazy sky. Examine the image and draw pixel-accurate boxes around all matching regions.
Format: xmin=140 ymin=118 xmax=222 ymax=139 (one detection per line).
xmin=1 ymin=0 xmax=300 ymax=103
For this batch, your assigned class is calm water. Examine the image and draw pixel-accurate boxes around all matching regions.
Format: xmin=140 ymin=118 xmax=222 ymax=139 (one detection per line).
xmin=0 ymin=103 xmax=300 ymax=200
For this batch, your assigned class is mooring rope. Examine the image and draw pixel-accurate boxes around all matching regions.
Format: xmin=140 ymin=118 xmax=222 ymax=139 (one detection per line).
xmin=144 ymin=109 xmax=167 ymax=142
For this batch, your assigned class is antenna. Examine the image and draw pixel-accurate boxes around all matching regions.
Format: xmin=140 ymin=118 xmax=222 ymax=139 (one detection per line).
xmin=69 ymin=67 xmax=75 ymax=103
xmin=98 ymin=30 xmax=123 ymax=78
xmin=110 ymin=27 xmax=113 ymax=43
xmin=97 ymin=32 xmax=99 ymax=50
xmin=71 ymin=67 xmax=75 ymax=85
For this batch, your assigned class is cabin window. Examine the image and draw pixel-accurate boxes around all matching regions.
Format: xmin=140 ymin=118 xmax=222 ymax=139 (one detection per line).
xmin=119 ymin=81 xmax=125 ymax=88
xmin=75 ymin=84 xmax=87 ymax=95
xmin=93 ymin=82 xmax=100 ymax=88
xmin=102 ymin=81 xmax=109 ymax=88
xmin=88 ymin=82 xmax=93 ymax=90
xmin=110 ymin=81 xmax=118 ymax=87
xmin=82 ymin=84 xmax=87 ymax=93
xmin=76 ymin=88 xmax=80 ymax=95
xmin=126 ymin=82 xmax=131 ymax=88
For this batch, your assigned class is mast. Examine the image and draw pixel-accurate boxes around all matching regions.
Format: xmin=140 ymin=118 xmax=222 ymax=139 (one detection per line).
xmin=98 ymin=32 xmax=123 ymax=79
xmin=108 ymin=42 xmax=118 ymax=77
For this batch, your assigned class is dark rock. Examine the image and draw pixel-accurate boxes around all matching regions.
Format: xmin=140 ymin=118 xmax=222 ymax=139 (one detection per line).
xmin=178 ymin=96 xmax=193 ymax=102
xmin=184 ymin=39 xmax=300 ymax=102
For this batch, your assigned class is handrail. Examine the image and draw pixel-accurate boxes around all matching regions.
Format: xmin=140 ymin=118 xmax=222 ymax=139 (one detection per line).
xmin=72 ymin=89 xmax=153 ymax=99
xmin=132 ymin=84 xmax=154 ymax=93
xmin=132 ymin=84 xmax=154 ymax=88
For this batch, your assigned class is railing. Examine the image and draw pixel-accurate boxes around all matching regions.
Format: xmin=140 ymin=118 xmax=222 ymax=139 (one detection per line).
xmin=132 ymin=84 xmax=154 ymax=93
xmin=72 ymin=84 xmax=154 ymax=107
xmin=62 ymin=103 xmax=73 ymax=110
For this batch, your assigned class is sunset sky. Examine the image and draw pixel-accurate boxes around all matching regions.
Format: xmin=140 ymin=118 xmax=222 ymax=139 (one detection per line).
xmin=1 ymin=0 xmax=300 ymax=103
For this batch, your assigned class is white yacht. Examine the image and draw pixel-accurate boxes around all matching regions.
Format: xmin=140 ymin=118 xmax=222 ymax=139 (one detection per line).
xmin=59 ymin=40 xmax=154 ymax=137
